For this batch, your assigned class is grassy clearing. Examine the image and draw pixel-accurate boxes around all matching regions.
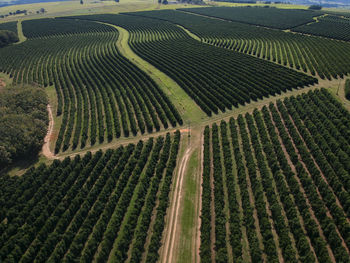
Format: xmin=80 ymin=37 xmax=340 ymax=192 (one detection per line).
xmin=114 ymin=24 xmax=206 ymax=124
xmin=177 ymin=148 xmax=200 ymax=263
xmin=0 ymin=72 xmax=13 ymax=87
xmin=16 ymin=20 xmax=26 ymax=43
xmin=326 ymin=78 xmax=350 ymax=112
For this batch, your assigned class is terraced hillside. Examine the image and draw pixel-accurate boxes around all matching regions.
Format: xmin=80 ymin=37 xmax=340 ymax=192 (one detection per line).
xmin=201 ymin=89 xmax=350 ymax=263
xmin=0 ymin=18 xmax=182 ymax=153
xmin=132 ymin=10 xmax=350 ymax=79
xmin=65 ymin=14 xmax=317 ymax=117
xmin=0 ymin=131 xmax=180 ymax=263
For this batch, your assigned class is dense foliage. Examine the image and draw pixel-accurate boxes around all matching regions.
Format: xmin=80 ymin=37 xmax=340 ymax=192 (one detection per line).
xmin=0 ymin=30 xmax=18 ymax=48
xmin=136 ymin=10 xmax=350 ymax=79
xmin=179 ymin=7 xmax=322 ymax=29
xmin=0 ymin=131 xmax=181 ymax=262
xmin=0 ymin=21 xmax=17 ymax=34
xmin=67 ymin=14 xmax=317 ymax=116
xmin=346 ymin=79 xmax=350 ymax=101
xmin=201 ymin=89 xmax=350 ymax=262
xmin=0 ymin=18 xmax=182 ymax=153
xmin=293 ymin=15 xmax=350 ymax=41
xmin=0 ymin=22 xmax=18 ymax=47
xmin=22 ymin=18 xmax=115 ymax=38
xmin=0 ymin=86 xmax=48 ymax=168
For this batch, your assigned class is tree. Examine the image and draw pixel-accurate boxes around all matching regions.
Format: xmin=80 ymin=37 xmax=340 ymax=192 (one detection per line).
xmin=345 ymin=79 xmax=350 ymax=101
xmin=308 ymin=5 xmax=322 ymax=10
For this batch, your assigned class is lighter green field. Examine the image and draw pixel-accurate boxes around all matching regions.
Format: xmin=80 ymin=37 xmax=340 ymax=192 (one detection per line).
xmin=0 ymin=0 xmax=199 ymax=22
xmin=1 ymin=0 xmax=332 ymax=24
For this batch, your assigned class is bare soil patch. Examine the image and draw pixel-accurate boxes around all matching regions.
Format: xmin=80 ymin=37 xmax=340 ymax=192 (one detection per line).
xmin=0 ymin=78 xmax=6 ymax=90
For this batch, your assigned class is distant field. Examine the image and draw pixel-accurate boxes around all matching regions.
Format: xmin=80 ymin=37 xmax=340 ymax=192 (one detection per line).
xmin=293 ymin=15 xmax=350 ymax=41
xmin=179 ymin=6 xmax=322 ymax=29
xmin=202 ymin=88 xmax=350 ymax=263
xmin=129 ymin=9 xmax=350 ymax=79
xmin=0 ymin=0 xmax=198 ymax=22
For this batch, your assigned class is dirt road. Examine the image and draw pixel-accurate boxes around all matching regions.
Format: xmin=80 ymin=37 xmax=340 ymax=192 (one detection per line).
xmin=42 ymin=104 xmax=57 ymax=159
xmin=162 ymin=143 xmax=193 ymax=262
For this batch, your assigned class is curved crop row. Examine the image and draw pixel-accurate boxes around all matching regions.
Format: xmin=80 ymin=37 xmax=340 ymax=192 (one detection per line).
xmin=134 ymin=10 xmax=350 ymax=80
xmin=0 ymin=18 xmax=182 ymax=152
xmin=293 ymin=15 xmax=350 ymax=41
xmin=180 ymin=7 xmax=321 ymax=30
xmin=67 ymin=14 xmax=317 ymax=116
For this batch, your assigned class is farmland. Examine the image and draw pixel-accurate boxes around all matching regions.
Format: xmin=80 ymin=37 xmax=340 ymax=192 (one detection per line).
xmin=181 ymin=7 xmax=322 ymax=29
xmin=133 ymin=9 xmax=350 ymax=79
xmin=65 ymin=14 xmax=317 ymax=116
xmin=293 ymin=15 xmax=350 ymax=41
xmin=0 ymin=131 xmax=180 ymax=263
xmin=202 ymin=89 xmax=350 ymax=263
xmin=0 ymin=18 xmax=182 ymax=153
xmin=0 ymin=2 xmax=350 ymax=263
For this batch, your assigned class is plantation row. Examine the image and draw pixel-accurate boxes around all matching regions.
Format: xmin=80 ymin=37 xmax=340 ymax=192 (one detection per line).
xmin=293 ymin=15 xmax=350 ymax=42
xmin=0 ymin=21 xmax=17 ymax=34
xmin=201 ymin=89 xmax=350 ymax=263
xmin=0 ymin=131 xmax=181 ymax=263
xmin=67 ymin=14 xmax=317 ymax=116
xmin=0 ymin=18 xmax=182 ymax=153
xmin=135 ymin=10 xmax=350 ymax=80
xmin=22 ymin=18 xmax=116 ymax=39
xmin=61 ymin=14 xmax=190 ymax=42
xmin=346 ymin=79 xmax=350 ymax=101
xmin=180 ymin=7 xmax=321 ymax=30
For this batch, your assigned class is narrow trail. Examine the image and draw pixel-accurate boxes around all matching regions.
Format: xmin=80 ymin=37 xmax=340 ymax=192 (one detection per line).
xmin=16 ymin=20 xmax=27 ymax=44
xmin=162 ymin=140 xmax=193 ymax=263
xmin=42 ymin=104 xmax=57 ymax=160
xmin=195 ymin=131 xmax=204 ymax=263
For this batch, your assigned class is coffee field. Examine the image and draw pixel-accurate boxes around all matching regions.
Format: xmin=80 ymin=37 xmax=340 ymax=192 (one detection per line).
xmin=201 ymin=89 xmax=350 ymax=263
xmin=0 ymin=131 xmax=180 ymax=263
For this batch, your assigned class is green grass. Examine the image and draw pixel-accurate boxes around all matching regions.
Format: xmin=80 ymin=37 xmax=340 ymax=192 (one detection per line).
xmin=16 ymin=20 xmax=27 ymax=43
xmin=114 ymin=24 xmax=206 ymax=124
xmin=178 ymin=149 xmax=199 ymax=263
xmin=325 ymin=78 xmax=350 ymax=112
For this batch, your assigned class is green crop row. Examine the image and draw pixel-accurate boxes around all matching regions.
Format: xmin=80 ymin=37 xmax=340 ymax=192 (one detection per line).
xmin=0 ymin=132 xmax=181 ymax=263
xmin=201 ymin=89 xmax=350 ymax=262
xmin=0 ymin=18 xmax=182 ymax=153
xmin=133 ymin=10 xmax=350 ymax=80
